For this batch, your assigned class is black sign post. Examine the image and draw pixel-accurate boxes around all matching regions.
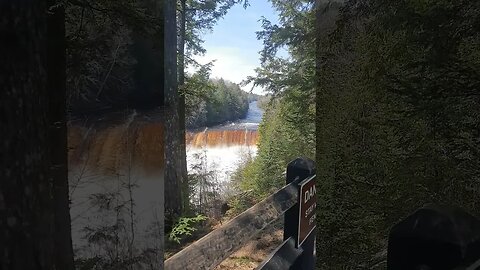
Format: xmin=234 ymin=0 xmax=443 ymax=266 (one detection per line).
xmin=257 ymin=158 xmax=316 ymax=270
xmin=284 ymin=157 xmax=316 ymax=269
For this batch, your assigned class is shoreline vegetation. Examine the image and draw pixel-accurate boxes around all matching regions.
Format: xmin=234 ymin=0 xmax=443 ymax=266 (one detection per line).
xmin=185 ymin=79 xmax=252 ymax=129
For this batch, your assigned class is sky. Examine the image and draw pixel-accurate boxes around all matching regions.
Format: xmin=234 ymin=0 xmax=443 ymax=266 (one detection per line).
xmin=189 ymin=0 xmax=281 ymax=95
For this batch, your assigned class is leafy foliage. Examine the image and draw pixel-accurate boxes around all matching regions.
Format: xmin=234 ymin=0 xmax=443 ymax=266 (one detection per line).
xmin=75 ymin=187 xmax=161 ymax=270
xmin=183 ymin=0 xmax=249 ymax=58
xmin=187 ymin=150 xmax=222 ymax=213
xmin=185 ymin=77 xmax=249 ymax=128
xmin=236 ymin=0 xmax=315 ymax=198
xmin=181 ymin=0 xmax=251 ymax=130
xmin=168 ymin=215 xmax=207 ymax=244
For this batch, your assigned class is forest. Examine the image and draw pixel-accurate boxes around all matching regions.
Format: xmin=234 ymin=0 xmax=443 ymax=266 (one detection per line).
xmin=185 ymin=78 xmax=250 ymax=129
xmin=315 ymin=0 xmax=480 ymax=268
xmin=2 ymin=0 xmax=480 ymax=269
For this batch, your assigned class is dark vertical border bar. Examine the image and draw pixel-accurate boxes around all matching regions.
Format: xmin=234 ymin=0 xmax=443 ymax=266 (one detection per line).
xmin=47 ymin=1 xmax=75 ymax=269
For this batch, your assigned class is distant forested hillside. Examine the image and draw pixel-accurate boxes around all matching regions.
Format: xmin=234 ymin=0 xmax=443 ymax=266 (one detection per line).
xmin=185 ymin=78 xmax=249 ymax=129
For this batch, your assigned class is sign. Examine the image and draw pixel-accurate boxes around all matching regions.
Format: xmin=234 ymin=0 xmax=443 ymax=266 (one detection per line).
xmin=297 ymin=175 xmax=316 ymax=247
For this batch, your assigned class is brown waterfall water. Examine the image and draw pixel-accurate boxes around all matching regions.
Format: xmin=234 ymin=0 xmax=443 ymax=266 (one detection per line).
xmin=186 ymin=129 xmax=259 ymax=148
xmin=68 ymin=111 xmax=164 ymax=263
xmin=69 ymin=122 xmax=165 ymax=173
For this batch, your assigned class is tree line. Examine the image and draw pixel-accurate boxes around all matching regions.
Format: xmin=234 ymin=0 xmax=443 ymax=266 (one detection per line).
xmin=185 ymin=78 xmax=249 ymax=129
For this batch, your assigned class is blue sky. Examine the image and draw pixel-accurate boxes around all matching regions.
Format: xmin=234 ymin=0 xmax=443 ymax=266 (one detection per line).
xmin=190 ymin=0 xmax=280 ymax=95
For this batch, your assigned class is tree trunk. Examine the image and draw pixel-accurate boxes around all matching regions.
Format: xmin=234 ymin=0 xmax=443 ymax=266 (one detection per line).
xmin=0 ymin=1 xmax=62 ymax=269
xmin=315 ymin=0 xmax=345 ymax=267
xmin=47 ymin=2 xmax=75 ymax=270
xmin=164 ymin=0 xmax=184 ymax=229
xmin=178 ymin=0 xmax=189 ymax=213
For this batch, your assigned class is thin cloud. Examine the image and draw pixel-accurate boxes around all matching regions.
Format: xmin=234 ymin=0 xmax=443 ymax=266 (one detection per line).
xmin=190 ymin=46 xmax=265 ymax=95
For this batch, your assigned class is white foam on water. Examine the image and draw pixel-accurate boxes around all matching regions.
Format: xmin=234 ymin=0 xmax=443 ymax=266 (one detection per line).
xmin=187 ymin=145 xmax=258 ymax=184
xmin=68 ymin=167 xmax=164 ymax=255
xmin=186 ymin=101 xmax=263 ymax=197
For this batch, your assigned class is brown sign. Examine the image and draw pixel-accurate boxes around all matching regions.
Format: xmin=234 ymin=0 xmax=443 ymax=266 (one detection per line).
xmin=297 ymin=175 xmax=316 ymax=247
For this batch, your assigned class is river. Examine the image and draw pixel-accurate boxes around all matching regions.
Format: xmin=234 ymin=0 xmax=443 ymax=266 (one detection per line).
xmin=67 ymin=110 xmax=165 ymax=265
xmin=66 ymin=101 xmax=262 ymax=262
xmin=186 ymin=101 xmax=263 ymax=196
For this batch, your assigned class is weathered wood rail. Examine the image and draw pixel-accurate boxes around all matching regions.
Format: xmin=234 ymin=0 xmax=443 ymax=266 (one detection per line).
xmin=164 ymin=157 xmax=316 ymax=270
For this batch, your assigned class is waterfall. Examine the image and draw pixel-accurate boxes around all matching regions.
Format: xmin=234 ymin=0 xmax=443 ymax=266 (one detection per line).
xmin=186 ymin=101 xmax=263 ymax=197
xmin=68 ymin=113 xmax=164 ymax=254
xmin=186 ymin=129 xmax=259 ymax=148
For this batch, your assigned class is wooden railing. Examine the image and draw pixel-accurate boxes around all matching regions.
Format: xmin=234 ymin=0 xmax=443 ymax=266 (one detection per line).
xmin=164 ymin=157 xmax=480 ymax=269
xmin=164 ymin=157 xmax=316 ymax=270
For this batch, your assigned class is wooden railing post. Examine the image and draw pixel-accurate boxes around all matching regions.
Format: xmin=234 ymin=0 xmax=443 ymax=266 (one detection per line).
xmin=284 ymin=157 xmax=316 ymax=269
xmin=165 ymin=182 xmax=298 ymax=270
xmin=167 ymin=158 xmax=315 ymax=270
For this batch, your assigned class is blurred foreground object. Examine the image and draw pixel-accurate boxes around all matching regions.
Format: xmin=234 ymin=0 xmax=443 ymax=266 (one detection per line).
xmin=388 ymin=205 xmax=480 ymax=270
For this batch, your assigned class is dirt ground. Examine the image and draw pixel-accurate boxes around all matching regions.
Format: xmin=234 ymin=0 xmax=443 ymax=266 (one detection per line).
xmin=214 ymin=221 xmax=284 ymax=270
